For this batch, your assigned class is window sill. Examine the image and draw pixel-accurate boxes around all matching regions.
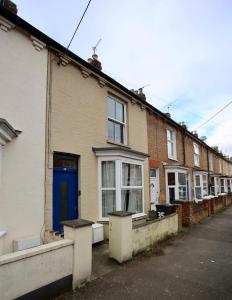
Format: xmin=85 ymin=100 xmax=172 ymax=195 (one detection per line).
xmin=107 ymin=140 xmax=129 ymax=148
xmin=168 ymin=157 xmax=178 ymax=162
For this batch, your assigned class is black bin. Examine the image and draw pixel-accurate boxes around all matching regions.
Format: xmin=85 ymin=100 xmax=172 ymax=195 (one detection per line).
xmin=156 ymin=204 xmax=175 ymax=216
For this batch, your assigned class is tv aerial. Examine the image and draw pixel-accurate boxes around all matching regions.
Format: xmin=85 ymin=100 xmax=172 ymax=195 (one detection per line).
xmin=92 ymin=38 xmax=102 ymax=55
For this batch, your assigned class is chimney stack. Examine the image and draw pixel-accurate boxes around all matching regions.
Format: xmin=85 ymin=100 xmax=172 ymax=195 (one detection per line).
xmin=87 ymin=54 xmax=102 ymax=71
xmin=1 ymin=0 xmax=18 ymax=14
xmin=131 ymin=88 xmax=146 ymax=101
xmin=191 ymin=130 xmax=198 ymax=138
xmin=179 ymin=121 xmax=187 ymax=130
xmin=164 ymin=112 xmax=171 ymax=118
xmin=137 ymin=88 xmax=146 ymax=101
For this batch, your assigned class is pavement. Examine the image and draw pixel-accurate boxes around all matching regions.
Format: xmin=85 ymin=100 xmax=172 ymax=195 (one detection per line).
xmin=55 ymin=206 xmax=232 ymax=300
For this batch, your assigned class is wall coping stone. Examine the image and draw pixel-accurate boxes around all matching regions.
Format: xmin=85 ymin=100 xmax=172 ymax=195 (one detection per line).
xmin=0 ymin=239 xmax=73 ymax=266
xmin=62 ymin=219 xmax=94 ymax=228
xmin=133 ymin=212 xmax=177 ymax=229
xmin=108 ymin=211 xmax=134 ymax=217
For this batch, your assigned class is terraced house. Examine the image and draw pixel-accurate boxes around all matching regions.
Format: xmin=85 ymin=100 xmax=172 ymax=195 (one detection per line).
xmin=147 ymin=110 xmax=232 ymax=222
xmin=0 ymin=1 xmax=232 ymax=256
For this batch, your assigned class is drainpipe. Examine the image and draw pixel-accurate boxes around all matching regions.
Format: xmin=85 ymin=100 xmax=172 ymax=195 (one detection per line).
xmin=207 ymin=148 xmax=210 ymax=195
xmin=182 ymin=130 xmax=186 ymax=166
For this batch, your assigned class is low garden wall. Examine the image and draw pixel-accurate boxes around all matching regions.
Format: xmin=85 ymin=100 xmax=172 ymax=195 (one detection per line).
xmin=174 ymin=193 xmax=232 ymax=226
xmin=0 ymin=239 xmax=73 ymax=300
xmin=132 ymin=213 xmax=178 ymax=255
xmin=108 ymin=211 xmax=178 ymax=263
xmin=0 ymin=219 xmax=93 ymax=300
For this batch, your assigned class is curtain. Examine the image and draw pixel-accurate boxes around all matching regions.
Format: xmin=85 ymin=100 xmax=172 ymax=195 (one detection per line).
xmin=102 ymin=161 xmax=115 ymax=188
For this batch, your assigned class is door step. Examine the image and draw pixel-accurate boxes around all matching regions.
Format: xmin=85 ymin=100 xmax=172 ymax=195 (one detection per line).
xmin=45 ymin=230 xmax=64 ymax=242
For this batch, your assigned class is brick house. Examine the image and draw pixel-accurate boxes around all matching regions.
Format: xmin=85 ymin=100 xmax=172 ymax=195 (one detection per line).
xmin=146 ymin=109 xmax=232 ymax=210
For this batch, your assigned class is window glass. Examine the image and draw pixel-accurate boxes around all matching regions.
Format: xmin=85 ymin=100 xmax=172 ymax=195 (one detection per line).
xmin=115 ymin=101 xmax=124 ymax=122
xmin=102 ymin=190 xmax=116 ymax=217
xmin=54 ymin=154 xmax=77 ymax=169
xmin=178 ymin=173 xmax=186 ymax=185
xmin=108 ymin=97 xmax=125 ymax=144
xmin=108 ymin=97 xmax=115 ymax=119
xmin=121 ymin=189 xmax=142 ymax=213
xmin=168 ymin=172 xmax=175 ymax=185
xmin=179 ymin=186 xmax=187 ymax=200
xmin=108 ymin=121 xmax=114 ymax=141
xmin=169 ymin=187 xmax=175 ymax=203
xmin=122 ymin=163 xmax=142 ymax=186
xmin=102 ymin=161 xmax=115 ymax=188
xmin=195 ymin=175 xmax=201 ymax=186
xmin=115 ymin=123 xmax=123 ymax=144
xmin=167 ymin=129 xmax=176 ymax=159
xmin=150 ymin=169 xmax=156 ymax=177
xmin=227 ymin=180 xmax=231 ymax=193
xmin=195 ymin=187 xmax=202 ymax=199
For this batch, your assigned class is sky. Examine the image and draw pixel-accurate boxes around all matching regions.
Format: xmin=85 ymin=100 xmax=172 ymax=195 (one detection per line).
xmin=15 ymin=0 xmax=232 ymax=156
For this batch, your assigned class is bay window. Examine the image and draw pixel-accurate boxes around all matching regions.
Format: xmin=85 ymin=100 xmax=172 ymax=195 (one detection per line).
xmin=210 ymin=176 xmax=220 ymax=196
xmin=220 ymin=178 xmax=225 ymax=193
xmin=99 ymin=157 xmax=144 ymax=219
xmin=194 ymin=172 xmax=208 ymax=200
xmin=108 ymin=96 xmax=126 ymax=144
xmin=166 ymin=168 xmax=189 ymax=203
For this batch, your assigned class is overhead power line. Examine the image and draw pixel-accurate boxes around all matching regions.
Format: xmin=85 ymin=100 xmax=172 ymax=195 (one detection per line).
xmin=194 ymin=100 xmax=232 ymax=130
xmin=67 ymin=0 xmax=93 ymax=50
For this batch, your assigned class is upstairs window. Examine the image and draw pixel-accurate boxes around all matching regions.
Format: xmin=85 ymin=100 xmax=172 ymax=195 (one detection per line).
xmin=193 ymin=143 xmax=200 ymax=167
xmin=108 ymin=96 xmax=126 ymax=144
xmin=219 ymin=159 xmax=222 ymax=173
xmin=209 ymin=153 xmax=213 ymax=171
xmin=167 ymin=128 xmax=176 ymax=160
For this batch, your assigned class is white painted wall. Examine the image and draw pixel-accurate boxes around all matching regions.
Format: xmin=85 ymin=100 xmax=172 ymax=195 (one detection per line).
xmin=0 ymin=239 xmax=73 ymax=300
xmin=0 ymin=18 xmax=47 ymax=254
xmin=132 ymin=213 xmax=178 ymax=255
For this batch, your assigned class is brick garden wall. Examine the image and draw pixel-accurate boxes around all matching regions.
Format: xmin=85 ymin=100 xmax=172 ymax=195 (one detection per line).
xmin=174 ymin=193 xmax=232 ymax=226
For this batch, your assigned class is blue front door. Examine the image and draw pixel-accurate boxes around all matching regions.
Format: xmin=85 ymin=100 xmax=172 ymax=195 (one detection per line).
xmin=53 ymin=155 xmax=78 ymax=232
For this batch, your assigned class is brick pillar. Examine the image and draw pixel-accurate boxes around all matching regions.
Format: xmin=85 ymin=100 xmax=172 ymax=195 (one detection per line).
xmin=172 ymin=204 xmax=182 ymax=231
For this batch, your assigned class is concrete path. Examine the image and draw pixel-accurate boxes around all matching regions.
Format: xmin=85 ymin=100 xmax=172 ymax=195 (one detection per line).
xmin=56 ymin=207 xmax=232 ymax=300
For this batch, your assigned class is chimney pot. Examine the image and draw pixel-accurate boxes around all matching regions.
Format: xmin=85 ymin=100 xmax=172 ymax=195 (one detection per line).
xmin=2 ymin=0 xmax=18 ymax=14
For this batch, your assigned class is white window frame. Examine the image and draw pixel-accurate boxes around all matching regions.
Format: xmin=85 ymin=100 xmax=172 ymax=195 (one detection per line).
xmin=193 ymin=143 xmax=200 ymax=167
xmin=209 ymin=153 xmax=213 ymax=171
xmin=209 ymin=176 xmax=220 ymax=196
xmin=220 ymin=178 xmax=227 ymax=194
xmin=98 ymin=156 xmax=144 ymax=221
xmin=193 ymin=172 xmax=208 ymax=201
xmin=165 ymin=168 xmax=190 ymax=203
xmin=166 ymin=128 xmax=177 ymax=160
xmin=107 ymin=95 xmax=127 ymax=145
